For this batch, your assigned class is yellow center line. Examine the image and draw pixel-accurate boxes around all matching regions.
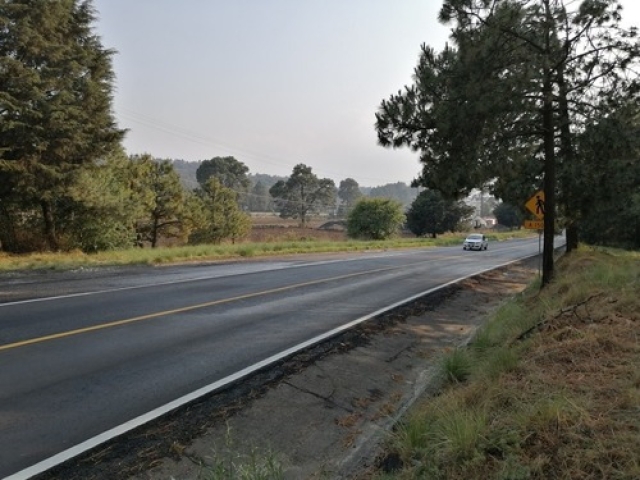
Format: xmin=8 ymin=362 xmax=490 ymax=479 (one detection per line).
xmin=1 ymin=263 xmax=414 ymax=352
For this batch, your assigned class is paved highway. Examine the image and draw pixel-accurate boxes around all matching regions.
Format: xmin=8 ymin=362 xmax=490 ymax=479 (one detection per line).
xmin=0 ymin=237 xmax=551 ymax=478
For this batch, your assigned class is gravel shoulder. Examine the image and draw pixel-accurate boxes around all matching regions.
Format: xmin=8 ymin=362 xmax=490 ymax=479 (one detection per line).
xmin=38 ymin=258 xmax=538 ymax=480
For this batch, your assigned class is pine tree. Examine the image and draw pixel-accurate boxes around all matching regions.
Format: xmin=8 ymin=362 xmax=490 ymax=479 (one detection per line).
xmin=406 ymin=190 xmax=474 ymax=238
xmin=0 ymin=0 xmax=125 ymax=251
xmin=377 ymin=0 xmax=639 ymax=285
xmin=337 ymin=178 xmax=363 ymax=217
xmin=247 ymin=181 xmax=272 ymax=212
xmin=190 ymin=177 xmax=251 ymax=245
xmin=269 ymin=164 xmax=336 ymax=227
xmin=196 ymin=156 xmax=251 ymax=209
xmin=62 ymin=148 xmax=139 ymax=252
xmin=131 ymin=156 xmax=188 ymax=248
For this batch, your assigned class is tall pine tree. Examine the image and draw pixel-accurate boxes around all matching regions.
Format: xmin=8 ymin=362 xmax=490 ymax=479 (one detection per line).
xmin=0 ymin=0 xmax=124 ymax=251
xmin=377 ymin=0 xmax=639 ymax=285
xmin=269 ymin=164 xmax=336 ymax=227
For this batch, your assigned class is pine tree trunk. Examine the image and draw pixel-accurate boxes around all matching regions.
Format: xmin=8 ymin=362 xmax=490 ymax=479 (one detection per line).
xmin=566 ymin=223 xmax=579 ymax=252
xmin=541 ymin=74 xmax=555 ymax=286
xmin=0 ymin=203 xmax=18 ymax=252
xmin=541 ymin=1 xmax=556 ymax=288
xmin=557 ymin=65 xmax=578 ymax=254
xmin=41 ymin=200 xmax=59 ymax=252
xmin=151 ymin=216 xmax=159 ymax=248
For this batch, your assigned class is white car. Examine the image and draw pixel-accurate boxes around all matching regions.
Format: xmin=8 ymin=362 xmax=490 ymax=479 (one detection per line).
xmin=463 ymin=233 xmax=488 ymax=251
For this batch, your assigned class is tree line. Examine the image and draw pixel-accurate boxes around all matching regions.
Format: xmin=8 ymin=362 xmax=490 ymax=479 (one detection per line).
xmin=4 ymin=1 xmax=636 ymax=263
xmin=0 ymin=1 xmax=427 ymax=253
xmin=0 ymin=133 xmax=475 ymax=252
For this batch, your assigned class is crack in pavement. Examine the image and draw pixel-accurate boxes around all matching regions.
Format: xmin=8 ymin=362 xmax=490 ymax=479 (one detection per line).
xmin=282 ymin=380 xmax=354 ymax=413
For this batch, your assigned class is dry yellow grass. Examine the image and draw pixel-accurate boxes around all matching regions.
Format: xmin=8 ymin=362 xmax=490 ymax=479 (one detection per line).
xmin=379 ymin=247 xmax=640 ymax=480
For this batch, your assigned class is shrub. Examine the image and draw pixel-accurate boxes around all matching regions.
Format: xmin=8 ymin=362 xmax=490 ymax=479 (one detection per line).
xmin=347 ymin=198 xmax=405 ymax=240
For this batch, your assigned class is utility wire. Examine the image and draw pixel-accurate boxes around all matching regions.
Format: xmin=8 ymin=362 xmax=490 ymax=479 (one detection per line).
xmin=117 ymin=107 xmax=410 ymax=186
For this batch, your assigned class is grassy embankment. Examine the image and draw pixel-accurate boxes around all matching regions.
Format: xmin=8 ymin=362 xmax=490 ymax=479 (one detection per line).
xmin=0 ymin=227 xmax=532 ymax=272
xmin=376 ymin=246 xmax=640 ymax=479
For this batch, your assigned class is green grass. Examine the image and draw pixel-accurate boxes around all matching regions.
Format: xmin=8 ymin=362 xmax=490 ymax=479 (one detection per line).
xmin=0 ymin=230 xmax=533 ymax=273
xmin=441 ymin=348 xmax=474 ymax=384
xmin=376 ymin=246 xmax=640 ymax=479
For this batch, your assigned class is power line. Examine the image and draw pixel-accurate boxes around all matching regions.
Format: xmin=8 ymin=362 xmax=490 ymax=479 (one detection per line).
xmin=117 ymin=107 xmax=412 ymax=186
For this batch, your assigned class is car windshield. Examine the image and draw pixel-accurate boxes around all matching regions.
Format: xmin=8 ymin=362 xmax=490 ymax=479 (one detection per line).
xmin=466 ymin=234 xmax=483 ymax=240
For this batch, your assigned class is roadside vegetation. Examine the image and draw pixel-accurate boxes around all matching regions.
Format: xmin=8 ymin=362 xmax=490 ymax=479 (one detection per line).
xmin=197 ymin=429 xmax=285 ymax=480
xmin=375 ymin=246 xmax=640 ymax=479
xmin=0 ymin=227 xmax=532 ymax=272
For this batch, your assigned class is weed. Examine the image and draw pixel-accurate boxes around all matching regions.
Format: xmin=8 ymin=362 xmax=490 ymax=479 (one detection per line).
xmin=440 ymin=348 xmax=473 ymax=384
xmin=237 ymin=247 xmax=255 ymax=257
xmin=199 ymin=425 xmax=284 ymax=480
xmin=436 ymin=409 xmax=488 ymax=462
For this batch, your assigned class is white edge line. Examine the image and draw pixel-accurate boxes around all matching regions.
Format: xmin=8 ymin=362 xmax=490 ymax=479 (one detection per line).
xmin=5 ymin=253 xmax=539 ymax=480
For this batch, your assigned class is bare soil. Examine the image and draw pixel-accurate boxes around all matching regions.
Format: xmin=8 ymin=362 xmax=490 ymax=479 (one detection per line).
xmin=37 ymin=258 xmax=539 ymax=480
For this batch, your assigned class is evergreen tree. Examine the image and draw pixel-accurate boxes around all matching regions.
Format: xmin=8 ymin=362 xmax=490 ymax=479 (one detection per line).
xmin=575 ymin=104 xmax=640 ymax=248
xmin=269 ymin=164 xmax=336 ymax=226
xmin=61 ymin=148 xmax=138 ymax=252
xmin=406 ymin=190 xmax=473 ymax=238
xmin=196 ymin=156 xmax=250 ymax=208
xmin=190 ymin=177 xmax=251 ymax=244
xmin=132 ymin=156 xmax=188 ymax=248
xmin=247 ymin=181 xmax=272 ymax=212
xmin=337 ymin=178 xmax=363 ymax=217
xmin=377 ymin=0 xmax=639 ymax=285
xmin=493 ymin=202 xmax=524 ymax=229
xmin=0 ymin=0 xmax=125 ymax=251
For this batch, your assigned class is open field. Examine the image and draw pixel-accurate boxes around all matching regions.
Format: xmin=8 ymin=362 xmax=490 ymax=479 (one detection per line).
xmin=0 ymin=216 xmax=533 ymax=272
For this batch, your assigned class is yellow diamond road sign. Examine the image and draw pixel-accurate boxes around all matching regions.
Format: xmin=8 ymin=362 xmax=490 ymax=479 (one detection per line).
xmin=525 ymin=190 xmax=545 ymax=219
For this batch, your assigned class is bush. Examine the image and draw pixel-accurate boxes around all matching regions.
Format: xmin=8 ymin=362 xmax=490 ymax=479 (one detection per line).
xmin=347 ymin=198 xmax=405 ymax=240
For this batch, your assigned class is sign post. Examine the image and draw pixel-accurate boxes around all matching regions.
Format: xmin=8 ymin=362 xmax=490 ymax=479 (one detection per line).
xmin=523 ymin=190 xmax=545 ymax=277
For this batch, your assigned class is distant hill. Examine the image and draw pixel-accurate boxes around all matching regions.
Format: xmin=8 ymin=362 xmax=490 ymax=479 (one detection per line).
xmin=171 ymin=159 xmax=200 ymax=191
xmin=249 ymin=173 xmax=286 ymax=190
xmin=367 ymin=182 xmax=419 ymax=209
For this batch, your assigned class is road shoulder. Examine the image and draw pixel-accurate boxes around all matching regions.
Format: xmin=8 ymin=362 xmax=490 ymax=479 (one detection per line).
xmin=122 ymin=259 xmax=538 ymax=480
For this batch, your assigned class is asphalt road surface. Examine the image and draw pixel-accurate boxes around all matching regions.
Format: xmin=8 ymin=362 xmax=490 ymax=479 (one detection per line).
xmin=0 ymin=237 xmax=552 ymax=478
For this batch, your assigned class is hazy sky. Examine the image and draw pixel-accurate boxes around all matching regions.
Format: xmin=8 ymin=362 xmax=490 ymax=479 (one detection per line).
xmin=92 ymin=1 xmax=639 ymax=187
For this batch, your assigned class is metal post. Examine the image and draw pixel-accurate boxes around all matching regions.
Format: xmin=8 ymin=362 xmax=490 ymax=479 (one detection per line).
xmin=539 ymin=231 xmax=542 ymax=277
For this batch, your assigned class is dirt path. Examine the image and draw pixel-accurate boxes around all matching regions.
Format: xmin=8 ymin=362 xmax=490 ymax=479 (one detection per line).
xmin=40 ymin=258 xmax=538 ymax=480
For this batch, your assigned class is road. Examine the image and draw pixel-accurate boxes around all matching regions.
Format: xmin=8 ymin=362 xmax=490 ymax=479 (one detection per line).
xmin=0 ymin=237 xmax=549 ymax=478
